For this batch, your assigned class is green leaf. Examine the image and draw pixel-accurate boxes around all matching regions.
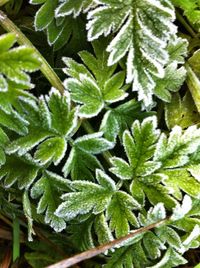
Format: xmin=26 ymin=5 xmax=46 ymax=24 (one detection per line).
xmin=55 ymin=169 xmax=116 ymax=220
xmin=63 ymin=40 xmax=127 ymax=118
xmin=74 ymin=132 xmax=114 ymax=154
xmin=107 ymin=191 xmax=140 ymax=238
xmin=153 ymin=63 xmax=186 ymax=102
xmin=94 ymin=213 xmax=113 ymax=245
xmin=105 ymin=242 xmax=149 ymax=268
xmin=0 ymin=127 xmax=8 ymax=167
xmin=69 ymin=217 xmax=95 ymax=251
xmin=87 ymin=0 xmax=176 ymax=108
xmin=143 ymin=231 xmax=165 ymax=260
xmin=31 ymin=171 xmax=69 ymax=232
xmin=62 ymin=147 xmax=102 ymax=180
xmin=55 ymin=0 xmax=93 ymax=18
xmin=165 ymin=92 xmax=200 ymax=130
xmin=155 ymin=226 xmax=183 ymax=252
xmin=167 ymin=36 xmax=188 ymax=64
xmin=147 ymin=247 xmax=187 ymax=268
xmin=100 ymin=100 xmax=153 ymax=142
xmin=0 ymin=33 xmax=40 ymax=89
xmin=23 ymin=191 xmax=35 ymax=241
xmin=0 ymin=81 xmax=36 ymax=114
xmin=110 ymin=116 xmax=161 ymax=180
xmin=6 ymin=89 xmax=78 ymax=166
xmin=163 ymin=169 xmax=200 ymax=199
xmin=63 ymin=132 xmax=113 ymax=180
xmin=172 ymin=0 xmax=200 ymax=25
xmin=154 ymin=125 xmax=200 ymax=168
xmin=34 ymin=137 xmax=67 ymax=166
xmin=65 ymin=74 xmax=104 ymax=118
xmin=34 ymin=0 xmax=57 ymax=31
xmin=0 ymin=155 xmax=39 ymax=190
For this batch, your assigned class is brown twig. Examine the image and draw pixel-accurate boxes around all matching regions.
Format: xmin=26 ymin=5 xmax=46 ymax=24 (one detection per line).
xmin=46 ymin=218 xmax=168 ymax=268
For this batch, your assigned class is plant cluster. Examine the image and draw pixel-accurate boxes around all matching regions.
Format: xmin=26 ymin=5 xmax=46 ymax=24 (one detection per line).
xmin=0 ymin=0 xmax=200 ymax=267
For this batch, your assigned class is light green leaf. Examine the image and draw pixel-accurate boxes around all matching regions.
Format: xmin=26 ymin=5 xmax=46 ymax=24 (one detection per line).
xmin=165 ymin=92 xmax=200 ymax=130
xmin=154 ymin=125 xmax=200 ymax=168
xmin=107 ymin=191 xmax=140 ymax=238
xmin=163 ymin=169 xmax=200 ymax=199
xmin=0 ymin=33 xmax=40 ymax=88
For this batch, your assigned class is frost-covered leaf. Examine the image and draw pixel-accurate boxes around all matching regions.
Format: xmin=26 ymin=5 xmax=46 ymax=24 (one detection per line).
xmin=147 ymin=247 xmax=187 ymax=268
xmin=104 ymin=242 xmax=149 ymax=268
xmin=100 ymin=100 xmax=153 ymax=142
xmin=63 ymin=40 xmax=128 ymax=118
xmin=33 ymin=0 xmax=57 ymax=31
xmin=155 ymin=226 xmax=183 ymax=252
xmin=0 ymin=81 xmax=36 ymax=114
xmin=171 ymin=195 xmax=192 ymax=220
xmin=74 ymin=132 xmax=114 ymax=154
xmin=34 ymin=137 xmax=67 ymax=166
xmin=165 ymin=92 xmax=200 ymax=130
xmin=110 ymin=116 xmax=160 ymax=180
xmin=55 ymin=169 xmax=116 ymax=220
xmin=154 ymin=125 xmax=200 ymax=168
xmin=23 ymin=191 xmax=35 ymax=241
xmin=87 ymin=0 xmax=176 ymax=108
xmin=6 ymin=89 xmax=78 ymax=166
xmin=0 ymin=154 xmax=40 ymax=190
xmin=143 ymin=231 xmax=165 ymax=260
xmin=65 ymin=74 xmax=104 ymax=118
xmin=63 ymin=132 xmax=113 ymax=180
xmin=0 ymin=33 xmax=40 ymax=89
xmin=167 ymin=36 xmax=188 ymax=64
xmin=94 ymin=213 xmax=113 ymax=245
xmin=107 ymin=191 xmax=140 ymax=238
xmin=0 ymin=108 xmax=28 ymax=135
xmin=153 ymin=63 xmax=186 ymax=102
xmin=163 ymin=169 xmax=200 ymax=199
xmin=31 ymin=0 xmax=87 ymax=50
xmin=56 ymin=0 xmax=93 ymax=18
xmin=68 ymin=217 xmax=95 ymax=251
xmin=62 ymin=147 xmax=102 ymax=180
xmin=31 ymin=171 xmax=69 ymax=232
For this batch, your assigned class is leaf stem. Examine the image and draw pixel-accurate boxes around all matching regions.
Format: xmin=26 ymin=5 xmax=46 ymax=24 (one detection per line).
xmin=185 ymin=63 xmax=200 ymax=113
xmin=13 ymin=216 xmax=20 ymax=262
xmin=46 ymin=218 xmax=169 ymax=268
xmin=0 ymin=10 xmax=64 ymax=94
xmin=176 ymin=11 xmax=197 ymax=38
